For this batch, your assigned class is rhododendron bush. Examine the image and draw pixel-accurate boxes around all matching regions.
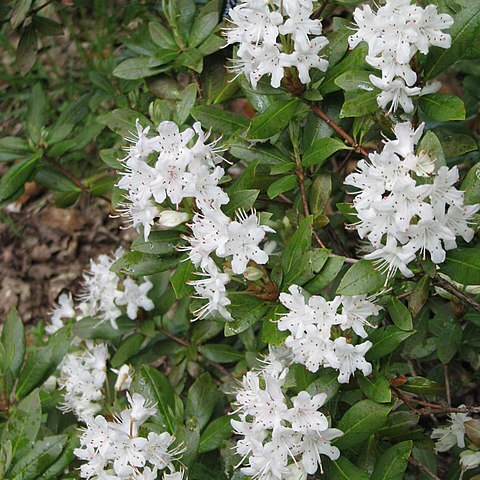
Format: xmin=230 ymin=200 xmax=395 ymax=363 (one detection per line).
xmin=1 ymin=0 xmax=480 ymax=479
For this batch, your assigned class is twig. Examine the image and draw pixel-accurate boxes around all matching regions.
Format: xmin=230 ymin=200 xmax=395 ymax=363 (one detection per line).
xmin=417 ymin=406 xmax=480 ymax=415
xmin=433 ymin=275 xmax=480 ymax=313
xmin=444 ymin=364 xmax=451 ymax=407
xmin=293 ymin=144 xmax=326 ymax=248
xmin=191 ymin=71 xmax=204 ymax=100
xmin=408 ymin=457 xmax=441 ymax=480
xmin=341 ymin=256 xmax=359 ymax=264
xmin=303 ymin=100 xmax=368 ymax=157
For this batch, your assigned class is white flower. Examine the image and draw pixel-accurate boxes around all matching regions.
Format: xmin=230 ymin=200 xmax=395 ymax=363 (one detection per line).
xmin=460 ymin=450 xmax=480 ymax=473
xmin=225 ymin=0 xmax=328 ymax=89
xmin=287 ymin=392 xmax=328 ymax=433
xmin=46 ymin=292 xmax=75 ymax=334
xmin=325 ymin=337 xmax=373 ymax=384
xmin=300 ymin=428 xmax=342 ymax=474
xmin=223 ymin=209 xmax=274 ymax=274
xmin=339 ymin=295 xmax=381 ymax=338
xmin=349 ymin=0 xmax=453 ymax=113
xmin=190 ymin=262 xmax=232 ymax=321
xmin=439 ymin=204 xmax=480 ymax=250
xmin=116 ymin=278 xmax=154 ymax=320
xmin=431 ymin=408 xmax=471 ymax=452
xmin=429 ymin=166 xmax=465 ymax=218
xmin=112 ymin=364 xmax=133 ymax=392
xmin=58 ymin=342 xmax=109 ymax=420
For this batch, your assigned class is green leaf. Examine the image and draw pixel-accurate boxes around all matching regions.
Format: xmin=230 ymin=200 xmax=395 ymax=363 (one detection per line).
xmin=198 ymin=416 xmax=232 ymax=454
xmin=139 ymin=365 xmax=179 ymax=433
xmin=15 ymin=346 xmax=53 ymax=399
xmin=199 ymin=344 xmax=244 ymax=364
xmin=16 ymin=24 xmax=38 ymax=76
xmin=0 ymin=137 xmax=32 ymax=163
xmin=328 ymin=456 xmax=370 ymax=480
xmin=304 ymin=255 xmax=345 ymax=293
xmin=148 ymin=21 xmax=178 ymax=50
xmin=462 ymin=163 xmax=480 ymax=205
xmin=175 ymin=83 xmax=198 ymax=124
xmin=324 ymin=19 xmax=351 ymax=66
xmin=337 ymin=260 xmax=386 ymax=296
xmin=248 ymin=99 xmax=301 ymax=140
xmin=307 ymin=368 xmax=341 ymax=402
xmin=417 ymin=131 xmax=445 ymax=171
xmin=419 ymin=93 xmax=466 ymax=121
xmin=377 ymin=411 xmax=419 ymax=438
xmin=189 ymin=5 xmax=219 ymax=48
xmin=31 ymin=15 xmax=63 ymax=36
xmin=186 ymin=372 xmax=216 ymax=430
xmin=397 ymin=376 xmax=442 ymax=395
xmin=303 ymin=137 xmax=350 ymax=167
xmin=0 ymin=153 xmax=41 ymax=202
xmin=441 ymin=248 xmax=480 ymax=285
xmin=171 ymin=258 xmax=196 ymax=299
xmin=309 ymin=173 xmax=332 ymax=216
xmin=340 ymin=90 xmax=379 ymax=118
xmin=334 ymin=400 xmax=391 ymax=450
xmin=10 ymin=0 xmax=33 ymax=28
xmin=358 ymin=372 xmax=392 ymax=403
xmin=73 ymin=317 xmax=135 ymax=340
xmin=113 ymin=57 xmax=165 ymax=79
xmin=111 ymin=333 xmax=145 ymax=368
xmin=1 ymin=308 xmax=25 ymax=378
xmin=8 ymin=435 xmax=66 ymax=480
xmin=437 ymin=321 xmax=462 ymax=363
xmin=408 ymin=275 xmax=430 ymax=317
xmin=224 ymin=295 xmax=271 ymax=337
xmin=320 ymin=45 xmax=368 ymax=95
xmin=104 ymin=108 xmax=150 ymax=137
xmin=34 ymin=167 xmax=81 ymax=193
xmin=261 ymin=316 xmax=289 ymax=346
xmin=267 ymin=175 xmax=297 ymax=199
xmin=387 ymin=297 xmax=413 ymax=331
xmin=177 ymin=48 xmax=204 ymax=73
xmin=36 ymin=435 xmax=76 ymax=480
xmin=110 ymin=251 xmax=180 ymax=276
xmin=222 ymin=189 xmax=259 ymax=216
xmin=26 ymin=83 xmax=46 ymax=144
xmin=366 ymin=326 xmax=414 ymax=360
xmin=131 ymin=231 xmax=182 ymax=255
xmin=281 ymin=216 xmax=313 ymax=287
xmin=334 ymin=70 xmax=373 ymax=92
xmin=48 ymin=94 xmax=90 ymax=144
xmin=191 ymin=105 xmax=248 ymax=136
xmin=371 ymin=441 xmax=412 ymax=480
xmin=1 ymin=389 xmax=41 ymax=460
xmin=175 ymin=0 xmax=196 ymax=41
xmin=438 ymin=132 xmax=477 ymax=158
xmin=423 ymin=4 xmax=480 ymax=79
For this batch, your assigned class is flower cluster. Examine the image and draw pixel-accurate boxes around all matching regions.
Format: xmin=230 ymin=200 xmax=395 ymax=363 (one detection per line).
xmin=118 ymin=119 xmax=274 ymax=323
xmin=232 ymin=348 xmax=343 ymax=479
xmin=431 ymin=408 xmax=471 ymax=453
xmin=225 ymin=0 xmax=329 ymax=89
xmin=58 ymin=341 xmax=109 ymax=420
xmin=47 ymin=249 xmax=154 ymax=332
xmin=345 ymin=122 xmax=479 ymax=279
xmin=74 ymin=392 xmax=185 ymax=480
xmin=349 ymin=0 xmax=453 ymax=113
xmin=277 ymin=285 xmax=379 ymax=383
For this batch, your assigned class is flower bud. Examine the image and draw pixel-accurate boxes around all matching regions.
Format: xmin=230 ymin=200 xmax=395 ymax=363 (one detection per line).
xmin=113 ymin=364 xmax=133 ymax=392
xmin=243 ymin=266 xmax=264 ymax=281
xmin=157 ymin=210 xmax=190 ymax=228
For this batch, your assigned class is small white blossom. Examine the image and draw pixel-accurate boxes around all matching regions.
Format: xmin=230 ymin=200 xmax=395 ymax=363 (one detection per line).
xmin=431 ymin=408 xmax=471 ymax=452
xmin=46 ymin=292 xmax=76 ymax=334
xmin=112 ymin=364 xmax=134 ymax=392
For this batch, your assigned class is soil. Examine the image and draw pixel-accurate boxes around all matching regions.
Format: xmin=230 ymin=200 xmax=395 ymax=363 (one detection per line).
xmin=0 ymin=184 xmax=134 ymax=324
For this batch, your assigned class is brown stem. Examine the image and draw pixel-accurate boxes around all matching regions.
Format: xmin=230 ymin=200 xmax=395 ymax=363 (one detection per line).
xmin=433 ymin=275 xmax=480 ymax=314
xmin=306 ymin=100 xmax=369 ymax=157
xmin=293 ymin=144 xmax=326 ymax=248
xmin=417 ymin=406 xmax=480 ymax=415
xmin=191 ymin=71 xmax=204 ymax=100
xmin=408 ymin=457 xmax=441 ymax=480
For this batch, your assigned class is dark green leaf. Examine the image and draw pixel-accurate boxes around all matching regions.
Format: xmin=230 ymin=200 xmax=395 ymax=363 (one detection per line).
xmin=371 ymin=440 xmax=412 ymax=480
xmin=423 ymin=4 xmax=480 ymax=79
xmin=186 ymin=373 xmax=216 ymax=431
xmin=15 ymin=346 xmax=53 ymax=399
xmin=223 ymin=189 xmax=260 ymax=215
xmin=16 ymin=25 xmax=38 ymax=76
xmin=191 ymin=105 xmax=248 ymax=136
xmin=341 ymin=90 xmax=379 ymax=118
xmin=1 ymin=308 xmax=25 ymax=378
xmin=171 ymin=258 xmax=196 ymax=299
xmin=175 ymin=83 xmax=198 ymax=124
xmin=309 ymin=173 xmax=332 ymax=216
xmin=248 ymin=99 xmax=301 ymax=140
xmin=367 ymin=326 xmax=414 ymax=360
xmin=110 ymin=251 xmax=180 ymax=276
xmin=334 ymin=400 xmax=391 ymax=450
xmin=131 ymin=231 xmax=182 ymax=255
xmin=388 ymin=297 xmax=413 ymax=331
xmin=303 ymin=137 xmax=350 ymax=167
xmin=199 ymin=344 xmax=244 ymax=363
xmin=408 ymin=275 xmax=430 ymax=317
xmin=10 ymin=0 xmax=33 ymax=28
xmin=358 ymin=372 xmax=392 ymax=403
xmin=26 ymin=83 xmax=46 ymax=144
xmin=113 ymin=57 xmax=165 ymax=79
xmin=1 ymin=389 xmax=41 ymax=460
xmin=441 ymin=248 xmax=480 ymax=285
xmin=304 ymin=255 xmax=345 ymax=293
xmin=398 ymin=377 xmax=442 ymax=395
xmin=328 ymin=456 xmax=370 ymax=480
xmin=0 ymin=153 xmax=41 ymax=202
xmin=337 ymin=260 xmax=386 ymax=296
xmin=437 ymin=321 xmax=462 ymax=363
xmin=149 ymin=21 xmax=178 ymax=50
xmin=267 ymin=175 xmax=297 ymax=199
xmin=224 ymin=295 xmax=271 ymax=337
xmin=0 ymin=137 xmax=32 ymax=163
xmin=198 ymin=416 xmax=232 ymax=454
xmin=111 ymin=333 xmax=145 ymax=368
xmin=419 ymin=93 xmax=466 ymax=121
xmin=189 ymin=6 xmax=218 ymax=48
xmin=462 ymin=162 xmax=480 ymax=205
